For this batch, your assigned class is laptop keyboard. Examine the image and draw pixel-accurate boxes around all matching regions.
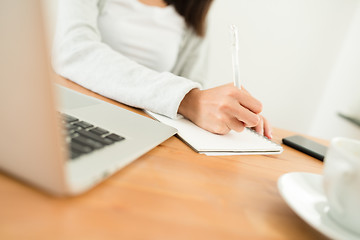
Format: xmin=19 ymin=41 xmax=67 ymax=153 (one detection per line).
xmin=62 ymin=113 xmax=125 ymax=159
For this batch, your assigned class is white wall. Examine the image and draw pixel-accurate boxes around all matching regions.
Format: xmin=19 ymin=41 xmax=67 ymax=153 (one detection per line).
xmin=207 ymin=0 xmax=359 ymax=139
xmin=309 ymin=2 xmax=360 ymax=140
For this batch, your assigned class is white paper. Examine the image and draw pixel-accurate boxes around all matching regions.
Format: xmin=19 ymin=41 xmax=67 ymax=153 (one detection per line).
xmin=146 ymin=111 xmax=283 ymax=156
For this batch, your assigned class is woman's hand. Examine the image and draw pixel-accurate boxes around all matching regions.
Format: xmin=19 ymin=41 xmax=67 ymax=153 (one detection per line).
xmin=253 ymin=115 xmax=272 ymax=139
xmin=178 ymin=83 xmax=272 ymax=138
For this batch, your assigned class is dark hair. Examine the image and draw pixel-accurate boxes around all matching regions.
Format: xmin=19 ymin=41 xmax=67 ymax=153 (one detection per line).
xmin=164 ymin=0 xmax=214 ymax=37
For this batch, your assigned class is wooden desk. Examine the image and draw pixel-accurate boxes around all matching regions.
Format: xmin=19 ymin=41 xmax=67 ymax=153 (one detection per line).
xmin=0 ymin=77 xmax=329 ymax=240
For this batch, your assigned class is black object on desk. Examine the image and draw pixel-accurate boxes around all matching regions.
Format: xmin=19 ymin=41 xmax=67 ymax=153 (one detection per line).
xmin=282 ymin=135 xmax=327 ymax=161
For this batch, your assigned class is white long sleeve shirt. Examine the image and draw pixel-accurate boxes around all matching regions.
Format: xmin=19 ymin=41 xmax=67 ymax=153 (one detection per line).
xmin=98 ymin=0 xmax=186 ymax=73
xmin=53 ymin=0 xmax=209 ymax=119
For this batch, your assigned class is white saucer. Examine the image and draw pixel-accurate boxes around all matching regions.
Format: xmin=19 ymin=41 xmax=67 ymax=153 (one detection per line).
xmin=278 ymin=172 xmax=360 ymax=240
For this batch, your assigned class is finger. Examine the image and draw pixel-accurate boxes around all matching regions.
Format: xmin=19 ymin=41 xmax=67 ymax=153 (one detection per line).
xmin=226 ymin=117 xmax=245 ymax=133
xmin=222 ymin=85 xmax=262 ymax=114
xmin=214 ymin=124 xmax=231 ymax=135
xmin=263 ymin=116 xmax=273 ymax=139
xmin=225 ymin=101 xmax=260 ymax=127
xmin=210 ymin=118 xmax=231 ymax=135
xmin=235 ymin=88 xmax=263 ymax=114
xmin=254 ymin=116 xmax=264 ymax=136
xmin=204 ymin=121 xmax=231 ymax=135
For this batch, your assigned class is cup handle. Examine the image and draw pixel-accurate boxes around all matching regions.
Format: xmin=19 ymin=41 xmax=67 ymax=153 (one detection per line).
xmin=328 ymin=164 xmax=353 ymax=215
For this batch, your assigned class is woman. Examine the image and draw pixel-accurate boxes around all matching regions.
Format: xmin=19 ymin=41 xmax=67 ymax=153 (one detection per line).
xmin=53 ymin=0 xmax=272 ymax=138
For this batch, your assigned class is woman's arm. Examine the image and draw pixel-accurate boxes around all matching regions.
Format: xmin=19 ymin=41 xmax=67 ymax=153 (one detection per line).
xmin=53 ymin=0 xmax=201 ymax=119
xmin=171 ymin=27 xmax=209 ymax=87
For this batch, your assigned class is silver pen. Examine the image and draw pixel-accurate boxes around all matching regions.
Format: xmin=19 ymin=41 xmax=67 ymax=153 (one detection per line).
xmin=229 ymin=24 xmax=241 ymax=89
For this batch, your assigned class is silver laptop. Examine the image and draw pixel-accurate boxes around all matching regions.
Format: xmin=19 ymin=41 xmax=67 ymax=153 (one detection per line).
xmin=0 ymin=0 xmax=177 ymax=196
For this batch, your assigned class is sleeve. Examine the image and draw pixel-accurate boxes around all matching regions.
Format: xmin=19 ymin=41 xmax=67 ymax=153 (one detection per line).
xmin=171 ymin=27 xmax=210 ymax=89
xmin=52 ymin=0 xmax=201 ymax=119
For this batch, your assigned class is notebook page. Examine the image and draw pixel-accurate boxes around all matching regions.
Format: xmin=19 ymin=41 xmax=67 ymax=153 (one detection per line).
xmin=146 ymin=111 xmax=283 ymax=155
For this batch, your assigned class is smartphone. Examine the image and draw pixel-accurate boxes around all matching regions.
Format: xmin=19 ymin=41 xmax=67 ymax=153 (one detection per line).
xmin=282 ymin=135 xmax=327 ymax=161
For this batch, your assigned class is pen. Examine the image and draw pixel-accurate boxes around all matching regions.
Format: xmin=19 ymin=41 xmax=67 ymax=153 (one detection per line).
xmin=229 ymin=24 xmax=241 ymax=89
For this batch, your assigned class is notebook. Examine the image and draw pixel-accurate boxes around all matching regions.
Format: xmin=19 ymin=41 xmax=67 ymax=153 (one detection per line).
xmin=0 ymin=0 xmax=177 ymax=196
xmin=146 ymin=111 xmax=283 ymax=156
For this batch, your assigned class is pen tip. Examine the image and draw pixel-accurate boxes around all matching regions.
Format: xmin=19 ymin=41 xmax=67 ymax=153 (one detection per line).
xmin=229 ymin=24 xmax=238 ymax=31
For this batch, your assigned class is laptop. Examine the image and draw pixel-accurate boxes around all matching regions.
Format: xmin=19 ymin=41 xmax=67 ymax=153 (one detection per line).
xmin=0 ymin=0 xmax=177 ymax=196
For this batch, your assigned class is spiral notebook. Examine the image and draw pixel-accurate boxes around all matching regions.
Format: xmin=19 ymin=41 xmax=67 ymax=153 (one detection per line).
xmin=146 ymin=111 xmax=283 ymax=156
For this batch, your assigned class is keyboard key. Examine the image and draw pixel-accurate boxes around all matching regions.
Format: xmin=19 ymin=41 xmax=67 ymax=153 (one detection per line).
xmin=62 ymin=114 xmax=78 ymax=123
xmin=72 ymin=135 xmax=103 ymax=149
xmin=90 ymin=127 xmax=109 ymax=136
xmin=70 ymin=141 xmax=93 ymax=154
xmin=66 ymin=123 xmax=79 ymax=131
xmin=76 ymin=129 xmax=113 ymax=145
xmin=70 ymin=151 xmax=82 ymax=159
xmin=73 ymin=121 xmax=93 ymax=129
xmin=106 ymin=133 xmax=125 ymax=142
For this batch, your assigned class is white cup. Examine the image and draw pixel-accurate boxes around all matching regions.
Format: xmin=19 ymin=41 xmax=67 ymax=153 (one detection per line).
xmin=323 ymin=137 xmax=360 ymax=234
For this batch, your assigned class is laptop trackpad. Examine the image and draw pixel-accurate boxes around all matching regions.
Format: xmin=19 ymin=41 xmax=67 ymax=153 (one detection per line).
xmin=56 ymin=85 xmax=102 ymax=110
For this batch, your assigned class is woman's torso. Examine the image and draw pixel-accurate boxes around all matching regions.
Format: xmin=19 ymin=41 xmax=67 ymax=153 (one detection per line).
xmin=97 ymin=0 xmax=186 ymax=72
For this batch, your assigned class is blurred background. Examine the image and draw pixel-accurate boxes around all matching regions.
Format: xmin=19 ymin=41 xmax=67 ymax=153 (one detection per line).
xmin=42 ymin=0 xmax=360 ymax=141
